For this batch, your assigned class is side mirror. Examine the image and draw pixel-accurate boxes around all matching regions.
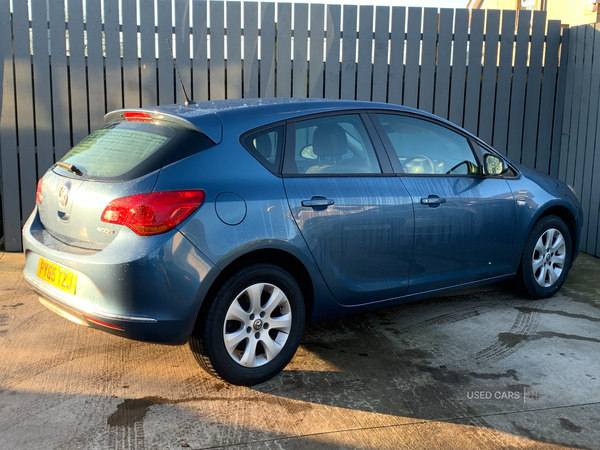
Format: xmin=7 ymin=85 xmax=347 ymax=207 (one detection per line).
xmin=484 ymin=154 xmax=508 ymax=176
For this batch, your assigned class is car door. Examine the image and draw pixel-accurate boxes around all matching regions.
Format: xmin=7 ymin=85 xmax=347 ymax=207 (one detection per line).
xmin=370 ymin=112 xmax=516 ymax=293
xmin=282 ymin=112 xmax=414 ymax=305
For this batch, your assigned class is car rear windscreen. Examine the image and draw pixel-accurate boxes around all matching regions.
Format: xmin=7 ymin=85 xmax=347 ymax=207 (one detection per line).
xmin=58 ymin=121 xmax=215 ymax=181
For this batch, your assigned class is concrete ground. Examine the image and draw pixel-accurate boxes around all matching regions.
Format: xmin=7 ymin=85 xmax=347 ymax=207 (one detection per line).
xmin=0 ymin=251 xmax=599 ymax=450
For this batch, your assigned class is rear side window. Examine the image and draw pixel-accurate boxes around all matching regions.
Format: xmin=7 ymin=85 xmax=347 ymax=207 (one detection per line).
xmin=241 ymin=125 xmax=284 ymax=174
xmin=59 ymin=122 xmax=215 ymax=181
xmin=288 ymin=114 xmax=381 ymax=175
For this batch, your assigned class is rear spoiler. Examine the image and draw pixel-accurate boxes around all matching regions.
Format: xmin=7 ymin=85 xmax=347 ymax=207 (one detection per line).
xmin=104 ymin=109 xmax=223 ymax=144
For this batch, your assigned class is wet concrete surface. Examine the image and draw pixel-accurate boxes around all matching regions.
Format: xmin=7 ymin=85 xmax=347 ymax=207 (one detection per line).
xmin=1 ymin=251 xmax=599 ymax=449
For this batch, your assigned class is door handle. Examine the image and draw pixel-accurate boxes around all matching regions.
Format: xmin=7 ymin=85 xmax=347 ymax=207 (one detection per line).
xmin=302 ymin=196 xmax=334 ymax=208
xmin=421 ymin=195 xmax=446 ymax=206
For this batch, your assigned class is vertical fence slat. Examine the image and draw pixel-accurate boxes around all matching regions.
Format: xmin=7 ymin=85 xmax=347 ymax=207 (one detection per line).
xmin=387 ymin=6 xmax=405 ymax=106
xmin=491 ymin=10 xmax=515 ymax=154
xmin=104 ymin=0 xmax=123 ymax=112
xmin=121 ymin=0 xmax=139 ymax=108
xmin=581 ymin=24 xmax=600 ymax=252
xmin=157 ymin=0 xmax=174 ymax=104
xmin=175 ymin=0 xmax=192 ymax=103
xmin=86 ymin=0 xmax=106 ymax=129
xmin=325 ymin=4 xmax=341 ymax=99
xmin=558 ymin=26 xmax=579 ymax=182
xmin=589 ymin=28 xmax=600 ymax=254
xmin=209 ymin=1 xmax=225 ymax=100
xmin=572 ymin=25 xmax=595 ymax=194
xmin=575 ymin=24 xmax=600 ymax=250
xmin=535 ymin=20 xmax=561 ymax=174
xmin=521 ymin=11 xmax=547 ymax=168
xmin=308 ymin=4 xmax=324 ymax=98
xmin=193 ymin=0 xmax=209 ymax=102
xmin=448 ymin=9 xmax=468 ymax=127
xmin=260 ymin=2 xmax=275 ymax=98
xmin=478 ymin=9 xmax=500 ymax=144
xmin=550 ymin=27 xmax=569 ymax=180
xmin=277 ymin=3 xmax=292 ymax=98
xmin=506 ymin=10 xmax=532 ymax=162
xmin=564 ymin=25 xmax=586 ymax=184
xmin=419 ymin=8 xmax=437 ymax=113
xmin=433 ymin=9 xmax=453 ymax=119
xmin=139 ymin=0 xmax=157 ymax=107
xmin=356 ymin=5 xmax=373 ymax=101
xmin=404 ymin=7 xmax=421 ymax=109
xmin=372 ymin=6 xmax=389 ymax=103
xmin=49 ymin=0 xmax=71 ymax=159
xmin=67 ymin=0 xmax=89 ymax=143
xmin=226 ymin=1 xmax=242 ymax=99
xmin=563 ymin=26 xmax=586 ymax=184
xmin=243 ymin=2 xmax=259 ymax=98
xmin=0 ymin=0 xmax=21 ymax=250
xmin=293 ymin=3 xmax=309 ymax=98
xmin=463 ymin=9 xmax=484 ymax=135
xmin=31 ymin=0 xmax=54 ymax=174
xmin=12 ymin=0 xmax=36 ymax=221
xmin=340 ymin=5 xmax=357 ymax=100
xmin=574 ymin=26 xmax=600 ymax=251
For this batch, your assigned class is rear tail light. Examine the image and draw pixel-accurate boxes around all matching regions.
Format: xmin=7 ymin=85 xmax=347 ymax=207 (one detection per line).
xmin=101 ymin=190 xmax=205 ymax=236
xmin=36 ymin=178 xmax=43 ymax=204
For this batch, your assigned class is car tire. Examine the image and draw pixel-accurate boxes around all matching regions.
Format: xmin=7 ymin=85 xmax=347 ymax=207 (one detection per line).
xmin=517 ymin=215 xmax=572 ymax=299
xmin=189 ymin=263 xmax=305 ymax=386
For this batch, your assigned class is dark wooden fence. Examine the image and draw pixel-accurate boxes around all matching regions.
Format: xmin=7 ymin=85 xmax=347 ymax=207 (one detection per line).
xmin=0 ymin=0 xmax=579 ymax=254
xmin=559 ymin=23 xmax=600 ymax=257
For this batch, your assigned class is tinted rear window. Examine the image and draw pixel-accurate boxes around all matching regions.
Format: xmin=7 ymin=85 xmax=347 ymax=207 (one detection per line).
xmin=58 ymin=122 xmax=215 ymax=181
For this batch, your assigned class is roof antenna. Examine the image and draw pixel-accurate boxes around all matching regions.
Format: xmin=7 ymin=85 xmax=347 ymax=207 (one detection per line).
xmin=166 ymin=38 xmax=193 ymax=106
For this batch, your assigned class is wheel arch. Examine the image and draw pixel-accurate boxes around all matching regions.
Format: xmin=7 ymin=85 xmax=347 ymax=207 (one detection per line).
xmin=536 ymin=205 xmax=578 ymax=263
xmin=192 ymin=248 xmax=315 ymax=335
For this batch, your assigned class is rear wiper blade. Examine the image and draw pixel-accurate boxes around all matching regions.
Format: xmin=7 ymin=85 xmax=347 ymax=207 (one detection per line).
xmin=55 ymin=161 xmax=83 ymax=176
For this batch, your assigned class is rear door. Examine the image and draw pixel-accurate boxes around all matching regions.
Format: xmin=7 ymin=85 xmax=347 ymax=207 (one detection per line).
xmin=370 ymin=112 xmax=516 ymax=293
xmin=282 ymin=112 xmax=414 ymax=305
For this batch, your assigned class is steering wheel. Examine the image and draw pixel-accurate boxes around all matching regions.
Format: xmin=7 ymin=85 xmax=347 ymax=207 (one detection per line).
xmin=403 ymin=155 xmax=435 ymax=174
xmin=446 ymin=160 xmax=476 ymax=175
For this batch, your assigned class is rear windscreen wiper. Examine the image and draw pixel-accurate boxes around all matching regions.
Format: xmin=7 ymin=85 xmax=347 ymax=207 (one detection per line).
xmin=55 ymin=161 xmax=83 ymax=176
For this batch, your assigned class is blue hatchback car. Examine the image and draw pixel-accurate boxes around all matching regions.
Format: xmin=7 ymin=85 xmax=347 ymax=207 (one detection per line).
xmin=23 ymin=99 xmax=583 ymax=385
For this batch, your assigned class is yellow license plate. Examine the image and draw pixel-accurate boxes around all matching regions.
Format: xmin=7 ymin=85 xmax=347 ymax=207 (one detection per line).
xmin=37 ymin=258 xmax=78 ymax=295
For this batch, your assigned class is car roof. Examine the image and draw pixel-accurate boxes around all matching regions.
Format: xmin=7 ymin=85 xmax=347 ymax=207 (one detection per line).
xmin=105 ymin=98 xmax=477 ymax=144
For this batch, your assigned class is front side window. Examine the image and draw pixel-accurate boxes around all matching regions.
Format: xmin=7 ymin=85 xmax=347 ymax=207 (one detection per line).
xmin=375 ymin=114 xmax=480 ymax=176
xmin=289 ymin=114 xmax=381 ymax=175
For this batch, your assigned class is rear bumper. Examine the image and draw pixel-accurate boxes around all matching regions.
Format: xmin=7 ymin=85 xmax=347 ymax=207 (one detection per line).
xmin=25 ymin=274 xmax=168 ymax=342
xmin=22 ymin=209 xmax=217 ymax=344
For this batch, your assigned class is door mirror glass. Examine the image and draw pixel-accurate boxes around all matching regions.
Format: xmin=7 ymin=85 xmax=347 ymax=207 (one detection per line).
xmin=484 ymin=154 xmax=508 ymax=176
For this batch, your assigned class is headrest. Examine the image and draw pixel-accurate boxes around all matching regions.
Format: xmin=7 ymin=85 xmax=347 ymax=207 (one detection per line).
xmin=254 ymin=133 xmax=273 ymax=160
xmin=312 ymin=124 xmax=347 ymax=157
